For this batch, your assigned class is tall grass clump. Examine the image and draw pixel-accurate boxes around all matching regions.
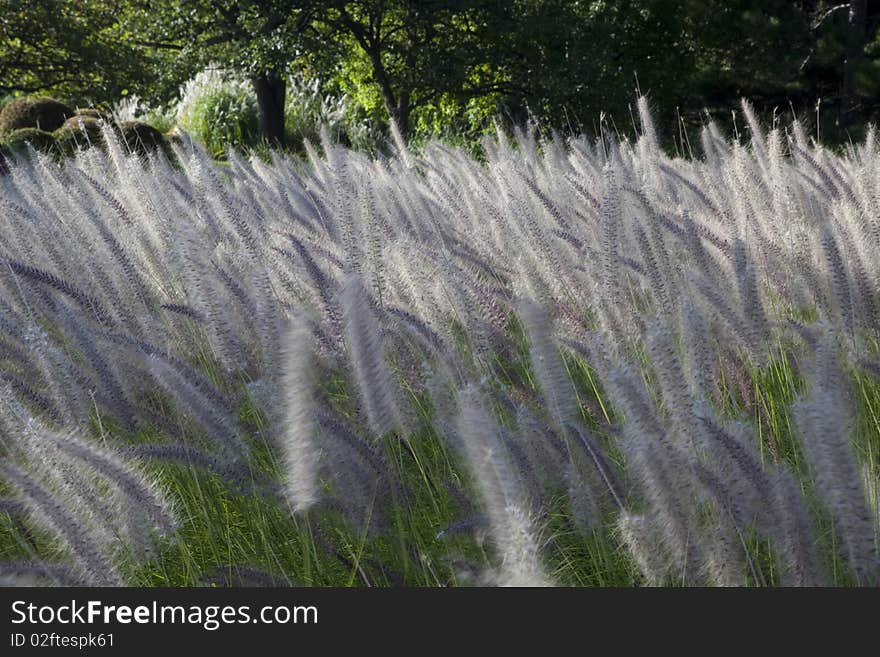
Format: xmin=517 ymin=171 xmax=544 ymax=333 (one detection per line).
xmin=0 ymin=97 xmax=878 ymax=586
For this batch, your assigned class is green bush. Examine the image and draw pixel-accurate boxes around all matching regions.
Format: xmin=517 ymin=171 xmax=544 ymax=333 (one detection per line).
xmin=51 ymin=117 xmax=168 ymax=159
xmin=118 ymin=120 xmax=165 ymax=155
xmin=75 ymin=108 xmax=113 ymax=122
xmin=0 ymin=127 xmax=57 ymax=156
xmin=175 ymin=68 xmax=259 ymax=157
xmin=113 ymin=95 xmax=175 ymax=134
xmin=55 ymin=115 xmax=106 ymax=154
xmin=0 ymin=97 xmax=73 ymax=136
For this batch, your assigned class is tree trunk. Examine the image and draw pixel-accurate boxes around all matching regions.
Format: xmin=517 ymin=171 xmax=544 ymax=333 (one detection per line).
xmin=393 ymin=91 xmax=411 ymax=138
xmin=842 ymin=0 xmax=867 ymax=124
xmin=364 ymin=46 xmax=411 ymax=138
xmin=253 ymin=73 xmax=286 ymax=147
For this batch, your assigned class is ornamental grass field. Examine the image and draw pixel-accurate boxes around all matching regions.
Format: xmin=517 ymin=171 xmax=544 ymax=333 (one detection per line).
xmin=0 ymin=99 xmax=878 ymax=587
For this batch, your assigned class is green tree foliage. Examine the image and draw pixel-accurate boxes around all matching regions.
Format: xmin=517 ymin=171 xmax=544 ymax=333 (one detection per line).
xmin=2 ymin=0 xmax=878 ymax=148
xmin=319 ymin=1 xmax=509 ymax=137
xmin=485 ymin=2 xmax=817 ymax=138
xmin=0 ymin=0 xmax=154 ymax=103
xmin=470 ymin=1 xmax=879 ymax=144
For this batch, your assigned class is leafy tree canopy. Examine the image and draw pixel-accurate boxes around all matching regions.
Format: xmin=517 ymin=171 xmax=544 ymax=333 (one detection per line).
xmin=0 ymin=0 xmax=152 ymax=103
xmin=2 ymin=0 xmax=878 ymax=145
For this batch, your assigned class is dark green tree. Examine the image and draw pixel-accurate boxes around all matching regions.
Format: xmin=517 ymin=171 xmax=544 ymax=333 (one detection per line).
xmin=0 ymin=0 xmax=151 ymax=104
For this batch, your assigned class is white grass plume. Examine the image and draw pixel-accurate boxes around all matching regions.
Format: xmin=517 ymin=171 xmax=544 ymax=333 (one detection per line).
xmin=280 ymin=311 xmax=321 ymax=512
xmin=794 ymin=329 xmax=878 ymax=584
xmin=340 ymin=273 xmax=402 ymax=438
xmin=455 ymin=385 xmax=551 ymax=587
xmin=518 ymin=298 xmax=577 ymax=430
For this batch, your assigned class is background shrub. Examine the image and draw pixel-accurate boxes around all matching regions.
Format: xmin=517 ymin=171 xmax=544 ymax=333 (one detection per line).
xmin=0 ymin=127 xmax=57 ymax=155
xmin=118 ymin=120 xmax=165 ymax=154
xmin=173 ymin=68 xmax=259 ymax=157
xmin=0 ymin=97 xmax=73 ymax=135
xmin=55 ymin=115 xmax=105 ymax=152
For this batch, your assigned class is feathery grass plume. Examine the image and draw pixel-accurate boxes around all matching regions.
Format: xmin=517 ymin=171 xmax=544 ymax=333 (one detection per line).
xmin=644 ymin=320 xmax=700 ymax=447
xmin=146 ymin=355 xmax=247 ymax=458
xmin=773 ymin=469 xmax=824 ymax=586
xmin=829 ymin=204 xmax=876 ymax=329
xmin=339 ymin=273 xmax=402 ymax=438
xmin=324 ymin=139 xmax=362 ymax=274
xmin=44 ymin=432 xmax=175 ymax=537
xmin=679 ymin=298 xmax=717 ymax=399
xmin=0 ymin=370 xmax=57 ymax=418
xmin=732 ymin=239 xmax=768 ymax=356
xmin=511 ymin=403 xmax=568 ymax=489
xmin=98 ymin=330 xmax=229 ymax=410
xmin=636 ymin=96 xmax=660 ymax=156
xmin=789 ymin=118 xmax=809 ymax=151
xmin=657 ymin=163 xmax=722 ymax=217
xmin=792 ymin=144 xmax=841 ymax=201
xmin=632 ymin=218 xmax=673 ymax=317
xmin=455 ymin=385 xmax=551 ymax=587
xmin=30 ymin=328 xmax=94 ymax=426
xmin=571 ymin=425 xmax=625 ymax=510
xmin=679 ymin=208 xmax=731 ymax=257
xmin=625 ymin=438 xmax=708 ymax=585
xmin=617 ymin=512 xmax=673 ymax=585
xmin=160 ymin=303 xmax=205 ymax=321
xmin=794 ymin=329 xmax=878 ymax=584
xmin=76 ymin=170 xmax=135 ymax=227
xmin=309 ymin=408 xmax=391 ymax=530
xmin=55 ymin=300 xmax=139 ymax=426
xmin=358 ymin=176 xmax=387 ymax=300
xmin=389 ymin=118 xmax=413 ymax=169
xmin=694 ymin=406 xmax=775 ymax=521
xmin=0 ymin=461 xmax=122 ymax=586
xmin=171 ymin=217 xmax=244 ymax=368
xmin=280 ymin=311 xmax=321 ymax=512
xmin=740 ymin=99 xmax=768 ymax=166
xmin=125 ymin=443 xmax=250 ymax=487
xmin=311 ymin=406 xmax=392 ymax=513
xmin=599 ymin=164 xmax=622 ymax=302
xmin=6 ymin=260 xmax=111 ymax=326
xmin=693 ymin=402 xmax=797 ymax=583
xmin=605 ymin=365 xmax=707 ymax=584
xmin=79 ymin=201 xmax=153 ymax=310
xmin=212 ymin=257 xmax=258 ymax=318
xmin=517 ymin=298 xmax=577 ymax=430
xmin=685 ymin=270 xmax=753 ymax=353
xmin=27 ymin=443 xmax=123 ymax=553
xmin=0 ymin=390 xmax=174 ymax=553
xmin=253 ymin=266 xmax=284 ymax=378
xmin=496 ymin=172 xmax=567 ymax=304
